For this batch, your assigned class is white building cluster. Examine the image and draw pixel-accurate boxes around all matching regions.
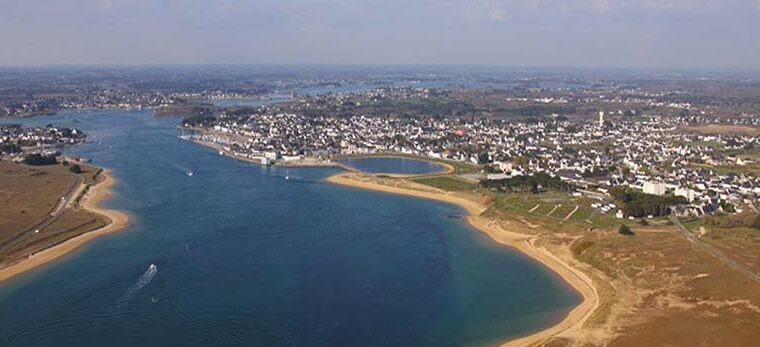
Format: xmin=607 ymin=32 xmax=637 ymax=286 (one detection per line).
xmin=188 ymin=111 xmax=760 ymax=215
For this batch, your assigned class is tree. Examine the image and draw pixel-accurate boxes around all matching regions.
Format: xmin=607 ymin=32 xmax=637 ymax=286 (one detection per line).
xmin=0 ymin=143 xmax=21 ymax=154
xmin=720 ymin=201 xmax=736 ymax=213
xmin=621 ymin=166 xmax=631 ymax=177
xmin=483 ymin=164 xmax=500 ymax=174
xmin=23 ymin=153 xmax=57 ymax=166
xmin=610 ymin=187 xmax=686 ymax=218
xmin=619 ymin=224 xmax=634 ymax=235
xmin=477 ymin=151 xmax=491 ymax=164
xmin=480 ymin=172 xmax=575 ymax=193
xmin=69 ymin=164 xmax=82 ymax=174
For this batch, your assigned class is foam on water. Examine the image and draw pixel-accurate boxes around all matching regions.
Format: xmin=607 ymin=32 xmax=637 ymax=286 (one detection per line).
xmin=116 ymin=264 xmax=157 ymax=307
xmin=0 ymin=110 xmax=581 ymax=347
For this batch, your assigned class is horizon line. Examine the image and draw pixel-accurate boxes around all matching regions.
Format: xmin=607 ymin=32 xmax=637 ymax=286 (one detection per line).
xmin=0 ymin=62 xmax=759 ymax=75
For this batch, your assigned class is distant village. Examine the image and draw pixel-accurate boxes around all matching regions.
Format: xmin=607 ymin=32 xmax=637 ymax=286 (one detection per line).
xmin=3 ymin=77 xmax=760 ymax=222
xmin=0 ymin=124 xmax=87 ymax=162
xmin=183 ymin=107 xmax=760 ymax=220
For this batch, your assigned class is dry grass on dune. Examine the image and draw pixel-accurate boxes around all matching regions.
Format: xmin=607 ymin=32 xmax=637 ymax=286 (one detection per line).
xmin=0 ymin=161 xmax=107 ymax=267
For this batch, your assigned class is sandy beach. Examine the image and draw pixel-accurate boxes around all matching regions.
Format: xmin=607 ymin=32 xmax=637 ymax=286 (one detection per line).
xmin=0 ymin=170 xmax=129 ymax=283
xmin=326 ymin=172 xmax=599 ymax=347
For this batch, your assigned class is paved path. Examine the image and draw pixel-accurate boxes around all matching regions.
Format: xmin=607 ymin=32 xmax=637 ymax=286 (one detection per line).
xmin=0 ymin=176 xmax=84 ymax=254
xmin=670 ymin=215 xmax=760 ymax=285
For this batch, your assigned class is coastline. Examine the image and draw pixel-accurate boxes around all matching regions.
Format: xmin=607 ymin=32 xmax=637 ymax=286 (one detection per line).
xmin=191 ymin=137 xmax=455 ymax=177
xmin=325 ymin=172 xmax=599 ymax=347
xmin=0 ymin=170 xmax=129 ymax=283
xmin=191 ymin=139 xmax=343 ymax=169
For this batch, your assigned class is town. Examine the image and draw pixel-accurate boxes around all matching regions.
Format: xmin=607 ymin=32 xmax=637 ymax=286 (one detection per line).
xmin=182 ymin=92 xmax=760 ymax=222
xmin=0 ymin=124 xmax=86 ymax=158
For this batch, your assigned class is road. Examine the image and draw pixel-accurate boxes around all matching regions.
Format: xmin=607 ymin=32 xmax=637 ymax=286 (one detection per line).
xmin=0 ymin=176 xmax=84 ymax=255
xmin=669 ymin=214 xmax=760 ymax=285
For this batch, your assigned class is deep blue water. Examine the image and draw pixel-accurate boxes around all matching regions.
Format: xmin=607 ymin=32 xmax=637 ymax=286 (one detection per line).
xmin=338 ymin=157 xmax=446 ymax=175
xmin=0 ymin=110 xmax=579 ymax=346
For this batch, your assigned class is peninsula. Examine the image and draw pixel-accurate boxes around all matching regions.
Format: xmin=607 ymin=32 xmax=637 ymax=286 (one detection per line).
xmin=0 ymin=161 xmax=128 ymax=283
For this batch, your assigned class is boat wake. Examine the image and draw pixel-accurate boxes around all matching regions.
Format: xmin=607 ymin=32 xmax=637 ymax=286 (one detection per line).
xmin=155 ymin=155 xmax=194 ymax=177
xmin=116 ymin=264 xmax=158 ymax=307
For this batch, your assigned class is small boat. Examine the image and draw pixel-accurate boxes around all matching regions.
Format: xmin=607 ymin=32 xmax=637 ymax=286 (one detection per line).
xmin=285 ymin=175 xmax=290 ymax=180
xmin=187 ymin=170 xmax=194 ymax=177
xmin=218 ymin=151 xmax=224 ymax=156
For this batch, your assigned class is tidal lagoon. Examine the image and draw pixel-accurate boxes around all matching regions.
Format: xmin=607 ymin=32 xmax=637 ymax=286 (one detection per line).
xmin=0 ymin=110 xmax=579 ymax=346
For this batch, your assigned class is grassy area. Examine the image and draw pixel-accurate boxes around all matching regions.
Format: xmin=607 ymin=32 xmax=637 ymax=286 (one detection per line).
xmin=569 ymin=221 xmax=760 ymax=345
xmin=0 ymin=160 xmax=78 ymax=240
xmin=411 ymin=175 xmax=478 ymax=191
xmin=494 ymin=191 xmax=620 ymax=228
xmin=681 ymin=214 xmax=760 ymax=240
xmin=680 ymin=217 xmax=703 ymax=233
xmin=553 ymin=205 xmax=577 ymax=218
xmin=0 ymin=160 xmax=105 ymax=266
xmin=2 ymin=209 xmax=109 ymax=264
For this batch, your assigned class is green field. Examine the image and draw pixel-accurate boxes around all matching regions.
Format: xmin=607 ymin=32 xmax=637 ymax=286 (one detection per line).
xmin=552 ymin=205 xmax=577 ymax=218
xmin=412 ymin=176 xmax=478 ymax=191
xmin=495 ymin=192 xmax=619 ymax=228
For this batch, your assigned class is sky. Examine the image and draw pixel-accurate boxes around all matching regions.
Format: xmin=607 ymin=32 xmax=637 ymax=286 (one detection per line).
xmin=1 ymin=0 xmax=759 ymax=69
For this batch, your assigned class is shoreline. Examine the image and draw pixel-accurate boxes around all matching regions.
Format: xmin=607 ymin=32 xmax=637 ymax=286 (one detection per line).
xmin=325 ymin=172 xmax=599 ymax=347
xmin=192 ymin=138 xmax=455 ymax=177
xmin=0 ymin=170 xmax=129 ymax=283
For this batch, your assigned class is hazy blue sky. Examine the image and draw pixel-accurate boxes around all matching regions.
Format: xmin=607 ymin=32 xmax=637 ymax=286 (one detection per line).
xmin=1 ymin=0 xmax=759 ymax=69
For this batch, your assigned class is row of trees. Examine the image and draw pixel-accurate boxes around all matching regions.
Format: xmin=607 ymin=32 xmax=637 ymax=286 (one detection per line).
xmin=480 ymin=172 xmax=575 ymax=193
xmin=0 ymin=143 xmax=21 ymax=154
xmin=611 ymin=187 xmax=687 ymax=218
xmin=23 ymin=153 xmax=58 ymax=166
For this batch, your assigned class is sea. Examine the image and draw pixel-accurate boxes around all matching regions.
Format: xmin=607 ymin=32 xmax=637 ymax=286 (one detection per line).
xmin=0 ymin=110 xmax=579 ymax=346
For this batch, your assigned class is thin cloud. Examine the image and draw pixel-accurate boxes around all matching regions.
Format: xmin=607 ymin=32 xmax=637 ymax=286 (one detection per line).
xmin=592 ymin=0 xmax=611 ymax=13
xmin=96 ymin=0 xmax=115 ymax=11
xmin=0 ymin=0 xmax=759 ymax=68
xmin=489 ymin=8 xmax=508 ymax=21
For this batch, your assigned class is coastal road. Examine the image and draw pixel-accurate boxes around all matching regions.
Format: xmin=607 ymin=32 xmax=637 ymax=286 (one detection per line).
xmin=0 ymin=176 xmax=84 ymax=255
xmin=669 ymin=215 xmax=760 ymax=285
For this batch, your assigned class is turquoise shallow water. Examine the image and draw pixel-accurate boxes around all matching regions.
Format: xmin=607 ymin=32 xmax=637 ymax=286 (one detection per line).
xmin=0 ymin=110 xmax=579 ymax=347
